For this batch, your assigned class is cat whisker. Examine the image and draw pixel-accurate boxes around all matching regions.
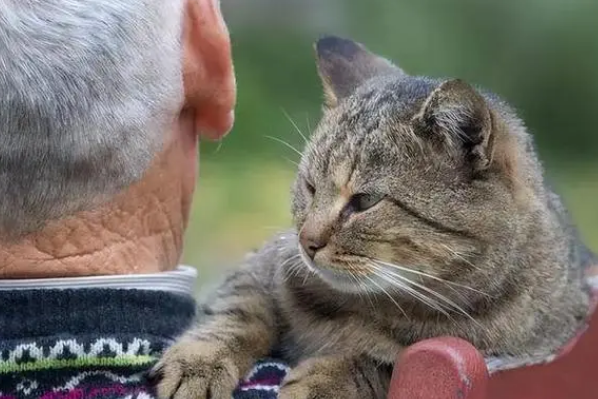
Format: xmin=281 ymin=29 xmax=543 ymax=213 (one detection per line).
xmin=370 ymin=264 xmax=450 ymax=317
xmin=280 ymin=254 xmax=302 ymax=270
xmin=373 ymin=259 xmax=490 ymax=297
xmin=264 ymin=135 xmax=303 ymax=158
xmin=437 ymin=244 xmax=481 ymax=272
xmin=284 ymin=262 xmax=302 ymax=283
xmin=375 ymin=267 xmax=460 ymax=321
xmin=301 ymin=269 xmax=313 ymax=286
xmin=377 ymin=265 xmax=482 ymax=327
xmin=392 ymin=272 xmax=466 ymax=317
xmin=281 ymin=108 xmax=309 ymax=144
xmin=375 ymin=260 xmax=488 ymax=301
xmin=363 ymin=273 xmax=409 ymax=319
xmin=295 ymin=228 xmax=315 ymax=287
xmin=347 ymin=269 xmax=377 ymax=310
xmin=305 ymin=113 xmax=313 ymax=137
xmin=282 ymin=255 xmax=312 ymax=286
xmin=297 ymin=265 xmax=313 ymax=287
xmin=282 ymin=156 xmax=299 ymax=168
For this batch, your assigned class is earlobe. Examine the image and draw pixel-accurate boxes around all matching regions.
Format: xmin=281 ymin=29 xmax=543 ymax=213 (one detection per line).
xmin=182 ymin=0 xmax=236 ymax=140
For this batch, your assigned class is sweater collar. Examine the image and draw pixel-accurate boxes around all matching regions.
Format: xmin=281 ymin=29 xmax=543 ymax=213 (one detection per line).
xmin=0 ymin=265 xmax=197 ymax=296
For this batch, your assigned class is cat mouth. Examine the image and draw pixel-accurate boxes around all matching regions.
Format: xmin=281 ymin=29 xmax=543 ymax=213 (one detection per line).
xmin=297 ymin=246 xmax=375 ymax=292
xmin=297 ymin=246 xmax=427 ymax=296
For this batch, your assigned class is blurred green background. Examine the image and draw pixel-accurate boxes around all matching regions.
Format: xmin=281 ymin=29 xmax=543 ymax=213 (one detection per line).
xmin=183 ymin=0 xmax=598 ymax=284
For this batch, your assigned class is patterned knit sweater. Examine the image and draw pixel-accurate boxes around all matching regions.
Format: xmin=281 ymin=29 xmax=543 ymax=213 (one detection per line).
xmin=0 ymin=271 xmax=289 ymax=399
xmin=4 ymin=270 xmax=592 ymax=399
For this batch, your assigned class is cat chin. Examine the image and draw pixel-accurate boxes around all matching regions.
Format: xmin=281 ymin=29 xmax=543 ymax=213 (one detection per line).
xmin=314 ymin=268 xmax=369 ymax=294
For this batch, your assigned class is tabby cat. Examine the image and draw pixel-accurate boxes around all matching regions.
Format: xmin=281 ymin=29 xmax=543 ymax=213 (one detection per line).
xmin=153 ymin=36 xmax=594 ymax=399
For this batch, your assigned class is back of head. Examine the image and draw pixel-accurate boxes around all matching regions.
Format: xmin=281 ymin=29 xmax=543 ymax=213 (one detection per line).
xmin=0 ymin=0 xmax=185 ymax=237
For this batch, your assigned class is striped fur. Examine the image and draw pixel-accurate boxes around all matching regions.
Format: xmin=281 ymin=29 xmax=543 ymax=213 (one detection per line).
xmin=154 ymin=36 xmax=593 ymax=399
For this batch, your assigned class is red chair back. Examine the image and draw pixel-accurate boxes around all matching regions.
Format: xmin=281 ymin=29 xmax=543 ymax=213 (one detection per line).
xmin=388 ymin=279 xmax=598 ymax=399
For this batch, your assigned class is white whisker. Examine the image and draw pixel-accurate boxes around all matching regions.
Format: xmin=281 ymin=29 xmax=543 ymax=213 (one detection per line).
xmin=280 ymin=254 xmax=302 ymax=270
xmin=438 ymin=243 xmax=481 ymax=272
xmin=364 ymin=273 xmax=409 ymax=319
xmin=283 ymin=262 xmax=301 ymax=283
xmin=377 ymin=265 xmax=482 ymax=327
xmin=347 ymin=270 xmax=376 ymax=309
xmin=378 ymin=267 xmax=456 ymax=317
xmin=264 ymin=135 xmax=303 ymax=157
xmin=282 ymin=156 xmax=299 ymax=167
xmin=371 ymin=264 xmax=450 ymax=317
xmin=281 ymin=108 xmax=309 ymax=144
xmin=374 ymin=259 xmax=489 ymax=297
xmin=305 ymin=113 xmax=313 ymax=137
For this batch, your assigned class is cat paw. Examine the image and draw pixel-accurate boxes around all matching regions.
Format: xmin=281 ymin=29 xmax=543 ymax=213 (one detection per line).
xmin=150 ymin=340 xmax=241 ymax=399
xmin=278 ymin=363 xmax=357 ymax=399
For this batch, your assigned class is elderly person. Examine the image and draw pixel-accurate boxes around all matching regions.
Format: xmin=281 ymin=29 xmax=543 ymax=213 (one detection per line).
xmin=0 ymin=0 xmax=253 ymax=398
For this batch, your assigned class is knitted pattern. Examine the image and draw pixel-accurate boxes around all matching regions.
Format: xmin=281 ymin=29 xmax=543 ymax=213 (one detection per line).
xmin=235 ymin=361 xmax=289 ymax=399
xmin=0 ymin=289 xmax=288 ymax=399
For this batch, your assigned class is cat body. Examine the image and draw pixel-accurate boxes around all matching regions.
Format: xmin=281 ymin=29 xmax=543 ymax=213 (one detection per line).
xmin=154 ymin=36 xmax=593 ymax=399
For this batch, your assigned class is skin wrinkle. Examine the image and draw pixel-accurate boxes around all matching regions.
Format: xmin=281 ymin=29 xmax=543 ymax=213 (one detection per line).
xmin=0 ymin=0 xmax=235 ymax=278
xmin=1 ymin=159 xmax=183 ymax=276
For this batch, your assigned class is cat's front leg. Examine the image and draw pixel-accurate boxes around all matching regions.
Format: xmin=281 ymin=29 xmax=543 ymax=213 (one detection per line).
xmin=278 ymin=355 xmax=392 ymax=399
xmin=151 ymin=267 xmax=277 ymax=399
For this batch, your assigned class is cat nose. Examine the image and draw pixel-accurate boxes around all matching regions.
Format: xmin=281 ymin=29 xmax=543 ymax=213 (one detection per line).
xmin=299 ymin=234 xmax=327 ymax=260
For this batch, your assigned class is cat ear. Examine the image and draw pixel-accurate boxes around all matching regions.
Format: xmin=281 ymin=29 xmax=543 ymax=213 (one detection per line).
xmin=413 ymin=79 xmax=494 ymax=171
xmin=314 ymin=35 xmax=404 ymax=108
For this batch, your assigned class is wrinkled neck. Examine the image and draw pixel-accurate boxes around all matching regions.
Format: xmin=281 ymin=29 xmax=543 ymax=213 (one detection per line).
xmin=0 ymin=114 xmax=198 ymax=279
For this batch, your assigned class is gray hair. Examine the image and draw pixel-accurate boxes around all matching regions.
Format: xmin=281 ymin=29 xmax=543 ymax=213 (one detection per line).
xmin=0 ymin=0 xmax=185 ymax=237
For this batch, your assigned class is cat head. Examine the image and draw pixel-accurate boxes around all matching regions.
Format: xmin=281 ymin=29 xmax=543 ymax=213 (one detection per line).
xmin=292 ymin=36 xmax=539 ymax=297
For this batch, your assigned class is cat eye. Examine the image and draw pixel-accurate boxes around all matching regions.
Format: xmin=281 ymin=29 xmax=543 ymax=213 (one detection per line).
xmin=348 ymin=193 xmax=384 ymax=213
